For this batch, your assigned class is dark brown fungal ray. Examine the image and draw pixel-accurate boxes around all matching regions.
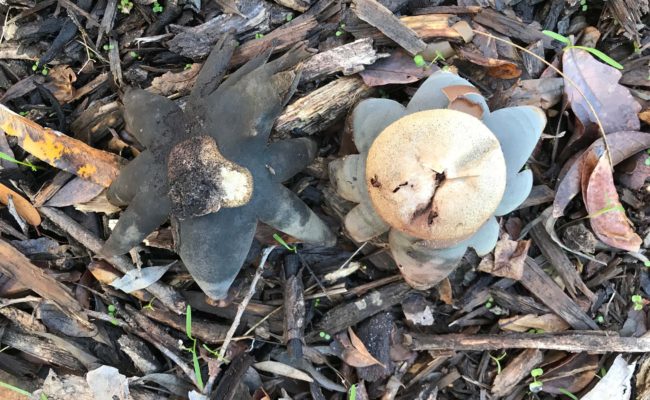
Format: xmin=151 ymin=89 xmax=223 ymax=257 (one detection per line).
xmin=103 ymin=35 xmax=335 ymax=300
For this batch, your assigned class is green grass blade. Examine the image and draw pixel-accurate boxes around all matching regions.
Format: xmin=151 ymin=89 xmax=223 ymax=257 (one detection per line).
xmin=574 ymin=46 xmax=624 ymax=69
xmin=542 ymin=30 xmax=570 ymax=45
xmin=191 ymin=345 xmax=204 ymax=391
xmin=186 ymin=305 xmax=193 ymax=339
xmin=348 ymin=384 xmax=357 ymax=400
xmin=0 ymin=381 xmax=31 ymax=397
xmin=0 ymin=152 xmax=38 ymax=171
xmin=558 ymin=388 xmax=578 ymax=400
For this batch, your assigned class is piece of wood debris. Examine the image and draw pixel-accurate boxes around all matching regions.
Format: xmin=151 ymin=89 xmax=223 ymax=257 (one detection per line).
xmin=309 ymin=281 xmax=411 ymax=340
xmin=351 ymin=0 xmax=426 ymax=55
xmin=275 ymin=76 xmax=374 ymax=137
xmin=521 ymin=257 xmax=598 ymax=330
xmin=300 ymin=38 xmax=381 ymax=83
xmin=410 ymin=332 xmax=650 ymax=353
xmin=346 ymin=14 xmax=463 ymax=47
xmin=491 ymin=349 xmax=543 ymax=396
xmin=39 ymin=207 xmax=186 ymax=314
xmin=473 ymin=8 xmax=551 ymax=47
xmin=0 ymin=239 xmax=86 ymax=322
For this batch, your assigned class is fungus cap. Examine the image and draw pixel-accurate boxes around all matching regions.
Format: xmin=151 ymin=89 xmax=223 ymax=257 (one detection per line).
xmin=365 ymin=109 xmax=506 ymax=247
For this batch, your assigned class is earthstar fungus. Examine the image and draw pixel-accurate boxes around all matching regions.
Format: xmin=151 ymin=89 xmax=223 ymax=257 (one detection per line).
xmin=103 ymin=39 xmax=335 ymax=300
xmin=330 ymin=71 xmax=546 ymax=290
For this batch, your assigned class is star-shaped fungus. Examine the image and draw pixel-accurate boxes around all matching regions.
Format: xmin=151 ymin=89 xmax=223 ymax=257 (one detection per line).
xmin=330 ymin=71 xmax=546 ymax=290
xmin=102 ymin=39 xmax=335 ymax=300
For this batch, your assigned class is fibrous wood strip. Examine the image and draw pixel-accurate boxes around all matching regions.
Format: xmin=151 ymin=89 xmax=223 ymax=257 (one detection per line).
xmin=310 ymin=282 xmax=411 ymax=339
xmin=521 ymin=257 xmax=598 ymax=330
xmin=410 ymin=332 xmax=650 ymax=353
xmin=473 ymin=8 xmax=551 ymax=47
xmin=275 ymin=76 xmax=374 ymax=137
xmin=347 ymin=14 xmax=460 ymax=47
xmin=351 ymin=0 xmax=426 ymax=55
xmin=0 ymin=239 xmax=85 ymax=322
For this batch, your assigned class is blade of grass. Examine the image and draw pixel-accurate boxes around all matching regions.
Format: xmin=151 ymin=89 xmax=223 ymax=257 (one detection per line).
xmin=186 ymin=305 xmax=193 ymax=340
xmin=542 ymin=30 xmax=571 ymax=44
xmin=571 ymin=45 xmax=624 ymax=69
xmin=0 ymin=381 xmax=31 ymax=397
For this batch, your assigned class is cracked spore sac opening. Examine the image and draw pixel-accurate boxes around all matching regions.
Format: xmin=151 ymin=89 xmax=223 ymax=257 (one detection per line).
xmin=167 ymin=135 xmax=252 ymax=220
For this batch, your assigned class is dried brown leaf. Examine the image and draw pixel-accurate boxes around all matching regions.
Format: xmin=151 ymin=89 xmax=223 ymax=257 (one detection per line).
xmin=584 ymin=154 xmax=641 ymax=251
xmin=477 ymin=235 xmax=529 ymax=280
xmin=44 ymin=66 xmax=77 ymax=103
xmin=553 ymin=131 xmax=650 ymax=217
xmin=359 ymin=50 xmax=437 ymax=86
xmin=148 ymin=64 xmax=201 ymax=97
xmin=542 ymin=353 xmax=599 ymax=394
xmin=458 ymin=47 xmax=522 ymax=79
xmin=342 ymin=327 xmax=383 ymax=368
xmin=0 ymin=104 xmax=123 ymax=187
xmin=498 ymin=313 xmax=570 ymax=332
xmin=562 ymin=48 xmax=641 ymax=151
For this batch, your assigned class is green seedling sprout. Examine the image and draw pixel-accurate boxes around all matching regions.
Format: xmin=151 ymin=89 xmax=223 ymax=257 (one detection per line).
xmin=335 ymin=23 xmax=346 ymax=37
xmin=0 ymin=151 xmax=39 ymax=171
xmin=142 ymin=297 xmax=155 ymax=311
xmin=579 ymin=0 xmax=587 ymax=11
xmin=202 ymin=344 xmax=230 ymax=363
xmin=181 ymin=305 xmax=204 ymax=390
xmin=152 ymin=1 xmax=163 ymax=13
xmin=255 ymin=33 xmax=264 ymax=39
xmin=286 ymin=13 xmax=293 ymax=22
xmin=489 ymin=352 xmax=507 ymax=375
xmin=484 ymin=296 xmax=494 ymax=309
xmin=432 ymin=50 xmax=446 ymax=63
xmin=542 ymin=30 xmax=624 ymax=70
xmin=529 ymin=367 xmax=544 ymax=393
xmin=632 ymin=294 xmax=644 ymax=311
xmin=184 ymin=63 xmax=193 ymax=70
xmin=348 ymin=383 xmax=357 ymax=400
xmin=273 ymin=233 xmax=297 ymax=253
xmin=118 ymin=0 xmax=133 ymax=14
xmin=319 ymin=331 xmax=331 ymax=340
xmin=102 ymin=44 xmax=115 ymax=51
xmin=596 ymin=314 xmax=604 ymax=324
xmin=314 ymin=298 xmax=321 ymax=307
xmin=559 ymin=388 xmax=578 ymax=400
xmin=107 ymin=304 xmax=118 ymax=325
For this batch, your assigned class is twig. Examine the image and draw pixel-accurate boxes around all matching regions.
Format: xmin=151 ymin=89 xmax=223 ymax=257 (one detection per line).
xmin=471 ymin=30 xmax=614 ymax=170
xmin=217 ymin=246 xmax=276 ymax=362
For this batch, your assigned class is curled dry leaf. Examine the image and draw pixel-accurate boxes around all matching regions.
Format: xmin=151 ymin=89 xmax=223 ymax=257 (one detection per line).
xmin=584 ymin=153 xmax=641 ymax=251
xmin=358 ymin=49 xmax=438 ymax=86
xmin=44 ymin=66 xmax=77 ymax=104
xmin=457 ymin=47 xmax=522 ymax=79
xmin=542 ymin=353 xmax=599 ymax=395
xmin=0 ymin=104 xmax=122 ymax=187
xmin=562 ymin=48 xmax=641 ymax=154
xmin=477 ymin=234 xmax=530 ymax=280
xmin=342 ymin=327 xmax=383 ymax=368
xmin=253 ymin=361 xmax=314 ymax=382
xmin=553 ymin=131 xmax=650 ymax=217
xmin=0 ymin=182 xmax=41 ymax=226
xmin=148 ymin=63 xmax=201 ymax=97
xmin=498 ymin=313 xmax=570 ymax=332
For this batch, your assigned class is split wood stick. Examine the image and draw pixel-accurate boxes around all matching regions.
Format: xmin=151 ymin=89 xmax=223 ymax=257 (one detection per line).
xmin=410 ymin=332 xmax=650 ymax=353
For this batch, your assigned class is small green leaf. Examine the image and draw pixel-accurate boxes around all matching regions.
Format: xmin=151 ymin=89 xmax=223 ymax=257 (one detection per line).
xmin=531 ymin=368 xmax=544 ymax=378
xmin=559 ymin=388 xmax=578 ymax=400
xmin=413 ymin=54 xmax=426 ymax=67
xmin=273 ymin=233 xmax=297 ymax=252
xmin=632 ymin=295 xmax=642 ymax=303
xmin=572 ymin=46 xmax=624 ymax=70
xmin=186 ymin=305 xmax=193 ymax=339
xmin=542 ymin=30 xmax=571 ymax=45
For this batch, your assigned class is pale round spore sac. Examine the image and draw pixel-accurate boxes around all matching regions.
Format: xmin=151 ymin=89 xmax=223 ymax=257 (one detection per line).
xmin=365 ymin=109 xmax=506 ymax=248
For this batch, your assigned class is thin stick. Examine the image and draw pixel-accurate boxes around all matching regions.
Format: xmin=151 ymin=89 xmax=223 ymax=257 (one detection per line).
xmin=217 ymin=246 xmax=276 ymax=362
xmin=471 ymin=30 xmax=613 ymax=169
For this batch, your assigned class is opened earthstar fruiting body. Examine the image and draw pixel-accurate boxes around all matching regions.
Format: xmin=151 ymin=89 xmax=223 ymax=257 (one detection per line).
xmin=103 ymin=38 xmax=335 ymax=300
xmin=330 ymin=71 xmax=546 ymax=290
